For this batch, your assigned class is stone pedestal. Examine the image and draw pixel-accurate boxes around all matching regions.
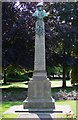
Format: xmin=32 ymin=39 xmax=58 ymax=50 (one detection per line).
xmin=23 ymin=79 xmax=55 ymax=109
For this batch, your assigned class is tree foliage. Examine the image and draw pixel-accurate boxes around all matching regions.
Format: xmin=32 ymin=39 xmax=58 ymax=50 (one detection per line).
xmin=2 ymin=2 xmax=78 ymax=85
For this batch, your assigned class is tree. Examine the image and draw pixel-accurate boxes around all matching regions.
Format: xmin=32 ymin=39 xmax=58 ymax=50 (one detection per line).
xmin=2 ymin=68 xmax=7 ymax=84
xmin=71 ymin=59 xmax=78 ymax=85
xmin=2 ymin=2 xmax=78 ymax=87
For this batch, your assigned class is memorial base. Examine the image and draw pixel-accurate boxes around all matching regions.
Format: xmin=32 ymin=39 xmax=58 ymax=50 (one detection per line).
xmin=23 ymin=79 xmax=55 ymax=109
xmin=23 ymin=97 xmax=55 ymax=109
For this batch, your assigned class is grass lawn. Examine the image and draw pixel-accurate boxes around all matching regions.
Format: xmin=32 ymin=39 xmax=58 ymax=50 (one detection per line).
xmin=0 ymin=79 xmax=72 ymax=89
xmin=0 ymin=81 xmax=28 ymax=89
xmin=0 ymin=79 xmax=78 ymax=119
xmin=51 ymin=79 xmax=72 ymax=88
xmin=0 ymin=101 xmax=22 ymax=119
xmin=56 ymin=100 xmax=78 ymax=119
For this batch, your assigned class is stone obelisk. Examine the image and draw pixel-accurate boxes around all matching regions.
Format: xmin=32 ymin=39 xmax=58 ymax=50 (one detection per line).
xmin=23 ymin=2 xmax=55 ymax=109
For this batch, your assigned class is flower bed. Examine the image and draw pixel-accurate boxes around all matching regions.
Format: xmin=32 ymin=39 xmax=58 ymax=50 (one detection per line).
xmin=56 ymin=89 xmax=78 ymax=100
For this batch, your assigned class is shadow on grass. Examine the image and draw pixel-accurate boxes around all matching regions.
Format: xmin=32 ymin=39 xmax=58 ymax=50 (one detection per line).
xmin=2 ymin=87 xmax=28 ymax=102
xmin=2 ymin=87 xmax=28 ymax=91
xmin=0 ymin=83 xmax=11 ymax=86
xmin=51 ymin=86 xmax=77 ymax=95
xmin=2 ymin=85 xmax=78 ymax=102
xmin=2 ymin=83 xmax=11 ymax=86
xmin=2 ymin=101 xmax=22 ymax=106
xmin=25 ymin=82 xmax=28 ymax=85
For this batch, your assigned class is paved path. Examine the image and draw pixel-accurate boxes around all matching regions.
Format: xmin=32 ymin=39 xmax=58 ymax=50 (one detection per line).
xmin=3 ymin=104 xmax=73 ymax=120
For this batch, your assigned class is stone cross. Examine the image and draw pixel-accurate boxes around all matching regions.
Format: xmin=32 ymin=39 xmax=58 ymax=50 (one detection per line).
xmin=23 ymin=3 xmax=55 ymax=109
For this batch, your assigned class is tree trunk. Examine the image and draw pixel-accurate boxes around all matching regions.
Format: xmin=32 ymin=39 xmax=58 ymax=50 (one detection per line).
xmin=3 ymin=70 xmax=7 ymax=84
xmin=66 ymin=71 xmax=70 ymax=80
xmin=62 ymin=43 xmax=66 ymax=88
xmin=62 ymin=65 xmax=66 ymax=88
xmin=53 ymin=73 xmax=54 ymax=79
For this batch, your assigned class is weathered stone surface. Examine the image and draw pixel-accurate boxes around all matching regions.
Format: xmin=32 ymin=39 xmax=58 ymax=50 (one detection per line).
xmin=18 ymin=113 xmax=55 ymax=120
xmin=34 ymin=21 xmax=46 ymax=71
xmin=28 ymin=80 xmax=51 ymax=99
xmin=3 ymin=104 xmax=73 ymax=114
xmin=23 ymin=98 xmax=55 ymax=109
xmin=33 ymin=71 xmax=47 ymax=80
xmin=23 ymin=3 xmax=55 ymax=110
xmin=23 ymin=79 xmax=55 ymax=109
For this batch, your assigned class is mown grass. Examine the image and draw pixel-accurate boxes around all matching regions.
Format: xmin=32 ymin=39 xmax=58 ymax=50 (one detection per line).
xmin=51 ymin=79 xmax=72 ymax=87
xmin=0 ymin=101 xmax=22 ymax=120
xmin=0 ymin=79 xmax=72 ymax=89
xmin=0 ymin=81 xmax=28 ymax=89
xmin=56 ymin=100 xmax=78 ymax=119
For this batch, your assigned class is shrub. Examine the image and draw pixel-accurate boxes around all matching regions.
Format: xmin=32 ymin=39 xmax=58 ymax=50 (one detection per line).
xmin=3 ymin=64 xmax=30 ymax=82
xmin=6 ymin=74 xmax=29 ymax=82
